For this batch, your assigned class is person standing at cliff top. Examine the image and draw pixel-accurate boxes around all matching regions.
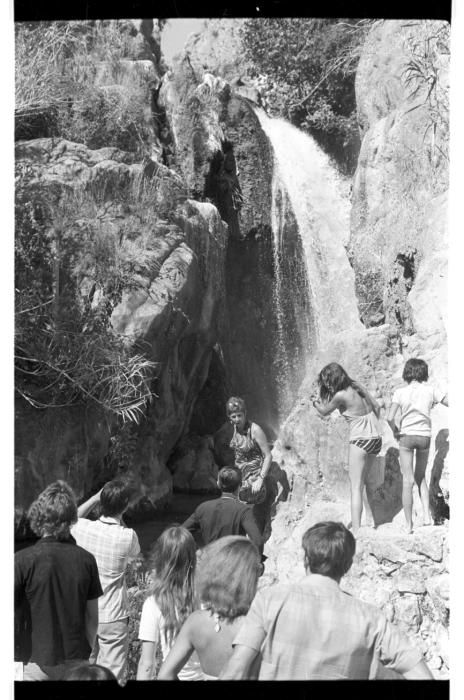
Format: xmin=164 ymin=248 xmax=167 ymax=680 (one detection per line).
xmin=312 ymin=363 xmax=382 ymax=534
xmin=387 ymin=358 xmax=448 ymax=534
xmin=15 ymin=481 xmax=103 ymax=681
xmin=220 ymin=521 xmax=433 ymax=680
xmin=213 ymin=397 xmax=275 ymax=537
xmin=71 ymin=479 xmax=141 ymax=684
xmin=182 ymin=467 xmax=264 ymax=551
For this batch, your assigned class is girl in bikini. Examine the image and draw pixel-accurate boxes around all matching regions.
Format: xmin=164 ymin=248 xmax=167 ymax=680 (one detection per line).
xmin=312 ymin=363 xmax=382 ymax=534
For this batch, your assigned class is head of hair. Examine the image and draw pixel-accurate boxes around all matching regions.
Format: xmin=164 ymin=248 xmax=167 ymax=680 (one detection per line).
xmin=61 ymin=663 xmax=117 ymax=681
xmin=317 ymin=363 xmax=353 ymax=402
xmin=28 ymin=480 xmax=77 ymax=540
xmin=302 ymin=521 xmax=355 ymax=581
xmin=147 ymin=525 xmax=196 ymax=646
xmin=402 ymin=358 xmax=429 ymax=383
xmin=226 ymin=396 xmax=246 ymax=416
xmin=100 ymin=479 xmax=134 ymax=517
xmin=217 ymin=467 xmax=242 ymax=493
xmin=196 ymin=536 xmax=260 ymax=619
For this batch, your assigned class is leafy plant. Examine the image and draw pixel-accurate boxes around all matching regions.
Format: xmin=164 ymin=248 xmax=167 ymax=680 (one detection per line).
xmin=14 ymin=164 xmax=169 ymax=423
xmin=240 ymin=18 xmax=373 ymax=173
xmin=402 ymin=20 xmax=449 ymax=168
xmin=15 ymin=20 xmax=155 ymax=156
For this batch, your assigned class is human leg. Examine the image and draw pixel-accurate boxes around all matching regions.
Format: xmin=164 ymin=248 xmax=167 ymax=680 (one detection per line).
xmin=399 ymin=446 xmax=415 ymax=533
xmin=348 ymin=444 xmax=369 ymax=534
xmin=362 ymin=454 xmax=378 ymax=527
xmin=414 ymin=447 xmax=431 ymax=525
xmin=95 ymin=619 xmax=129 ymax=684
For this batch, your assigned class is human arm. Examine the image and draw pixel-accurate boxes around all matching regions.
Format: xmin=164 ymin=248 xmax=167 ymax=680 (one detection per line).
xmin=375 ymin=610 xmax=430 ymax=678
xmin=219 ymin=644 xmax=259 ymax=680
xmin=182 ymin=508 xmax=200 ymax=534
xmin=386 ymin=402 xmax=401 ymax=440
xmin=85 ymin=598 xmax=98 ymax=649
xmin=241 ymin=507 xmax=264 ymax=549
xmin=402 ymin=660 xmax=434 ymax=679
xmin=157 ymin=616 xmax=195 ymax=680
xmin=311 ymin=392 xmax=343 ymax=417
xmin=220 ymin=589 xmax=266 ymax=679
xmin=77 ymin=487 xmax=103 ymax=518
xmin=137 ymin=641 xmax=157 ymax=680
xmin=251 ymin=423 xmax=272 ymax=494
xmin=137 ymin=596 xmax=161 ymax=680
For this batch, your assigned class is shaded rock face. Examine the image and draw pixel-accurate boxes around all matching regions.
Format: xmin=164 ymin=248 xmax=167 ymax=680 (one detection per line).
xmin=111 ymin=200 xmax=228 ymax=504
xmin=161 ymin=65 xmax=314 ymax=435
xmin=15 ymin=137 xmax=228 ymax=508
xmin=15 ymin=400 xmax=110 ymax=509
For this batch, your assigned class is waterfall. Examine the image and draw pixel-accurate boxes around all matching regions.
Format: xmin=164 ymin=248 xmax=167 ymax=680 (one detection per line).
xmin=255 ymin=108 xmax=362 ymax=350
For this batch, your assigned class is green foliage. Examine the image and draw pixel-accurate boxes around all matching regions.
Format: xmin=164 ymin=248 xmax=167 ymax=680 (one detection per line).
xmin=402 ymin=20 xmax=449 ymax=169
xmin=15 ymin=20 xmax=154 ymax=156
xmin=240 ymin=18 xmax=373 ymax=173
xmin=14 ymin=164 xmax=170 ymax=422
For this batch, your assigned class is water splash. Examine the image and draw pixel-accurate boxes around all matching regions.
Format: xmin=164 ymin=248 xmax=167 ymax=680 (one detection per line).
xmin=255 ymin=108 xmax=362 ymax=349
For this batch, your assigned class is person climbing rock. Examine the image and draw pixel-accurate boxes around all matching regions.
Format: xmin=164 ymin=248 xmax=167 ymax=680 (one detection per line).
xmin=312 ymin=363 xmax=382 ymax=535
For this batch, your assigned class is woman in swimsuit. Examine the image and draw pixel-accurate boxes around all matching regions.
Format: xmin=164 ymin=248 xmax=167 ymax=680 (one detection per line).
xmin=219 ymin=397 xmax=273 ymax=532
xmin=157 ymin=536 xmax=261 ymax=680
xmin=312 ymin=363 xmax=382 ymax=534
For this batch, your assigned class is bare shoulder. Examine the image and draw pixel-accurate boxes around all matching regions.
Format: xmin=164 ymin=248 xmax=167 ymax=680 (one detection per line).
xmin=332 ymin=390 xmax=347 ymax=409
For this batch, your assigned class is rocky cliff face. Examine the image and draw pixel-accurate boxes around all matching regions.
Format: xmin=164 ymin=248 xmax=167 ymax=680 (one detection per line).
xmin=14 ymin=137 xmax=228 ymax=509
xmin=263 ymin=20 xmax=449 ymax=677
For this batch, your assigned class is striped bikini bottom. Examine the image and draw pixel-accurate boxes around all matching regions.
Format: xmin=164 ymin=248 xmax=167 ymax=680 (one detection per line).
xmin=350 ymin=437 xmax=382 ymax=455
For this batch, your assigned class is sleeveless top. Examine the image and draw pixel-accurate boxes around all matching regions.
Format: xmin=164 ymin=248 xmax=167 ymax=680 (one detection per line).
xmin=342 ymin=410 xmax=381 ymax=441
xmin=229 ymin=422 xmax=266 ymax=504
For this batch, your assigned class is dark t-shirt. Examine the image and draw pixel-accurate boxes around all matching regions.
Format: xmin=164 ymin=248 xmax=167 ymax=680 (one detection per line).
xmin=182 ymin=496 xmax=263 ymax=549
xmin=14 ymin=536 xmax=103 ymax=667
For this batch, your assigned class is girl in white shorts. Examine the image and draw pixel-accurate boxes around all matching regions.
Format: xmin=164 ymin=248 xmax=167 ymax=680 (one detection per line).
xmin=387 ymin=358 xmax=448 ymax=533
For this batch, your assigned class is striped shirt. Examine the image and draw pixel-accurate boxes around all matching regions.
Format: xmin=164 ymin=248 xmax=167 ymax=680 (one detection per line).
xmin=71 ymin=516 xmax=140 ymax=623
xmin=233 ymin=574 xmax=423 ymax=679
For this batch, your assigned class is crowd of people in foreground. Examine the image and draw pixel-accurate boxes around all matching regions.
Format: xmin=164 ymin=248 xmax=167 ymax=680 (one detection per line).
xmin=14 ymin=357 xmax=447 ymax=682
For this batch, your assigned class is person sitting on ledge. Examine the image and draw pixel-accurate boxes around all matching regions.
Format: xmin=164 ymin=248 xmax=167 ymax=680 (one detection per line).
xmin=182 ymin=467 xmax=264 ymax=552
xmin=220 ymin=521 xmax=433 ymax=680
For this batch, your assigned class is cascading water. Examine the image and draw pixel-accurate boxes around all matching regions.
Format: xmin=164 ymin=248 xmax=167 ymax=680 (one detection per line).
xmin=255 ymin=108 xmax=362 ymax=354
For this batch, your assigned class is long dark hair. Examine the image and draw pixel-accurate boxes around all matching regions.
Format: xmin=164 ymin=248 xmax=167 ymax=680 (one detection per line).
xmin=318 ymin=363 xmax=354 ymax=402
xmin=147 ymin=525 xmax=196 ymax=646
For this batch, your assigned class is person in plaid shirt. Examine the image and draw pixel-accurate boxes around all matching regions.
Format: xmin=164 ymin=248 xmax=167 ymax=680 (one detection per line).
xmin=220 ymin=521 xmax=434 ymax=680
xmin=71 ymin=479 xmax=140 ymax=683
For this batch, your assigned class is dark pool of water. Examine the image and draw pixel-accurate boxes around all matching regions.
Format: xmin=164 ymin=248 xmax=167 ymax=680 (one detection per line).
xmin=128 ymin=492 xmax=218 ymax=554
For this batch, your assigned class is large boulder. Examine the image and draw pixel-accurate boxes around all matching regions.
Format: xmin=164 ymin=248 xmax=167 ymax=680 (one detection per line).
xmin=14 ymin=138 xmax=228 ymax=509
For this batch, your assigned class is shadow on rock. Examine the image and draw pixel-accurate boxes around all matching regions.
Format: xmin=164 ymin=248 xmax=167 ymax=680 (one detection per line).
xmin=429 ymin=428 xmax=449 ymax=525
xmin=368 ymin=447 xmax=403 ymax=526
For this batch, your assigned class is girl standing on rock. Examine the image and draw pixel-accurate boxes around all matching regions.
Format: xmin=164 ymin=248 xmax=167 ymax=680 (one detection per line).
xmin=387 ymin=358 xmax=448 ymax=533
xmin=312 ymin=363 xmax=382 ymax=535
xmin=137 ymin=526 xmax=204 ymax=680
